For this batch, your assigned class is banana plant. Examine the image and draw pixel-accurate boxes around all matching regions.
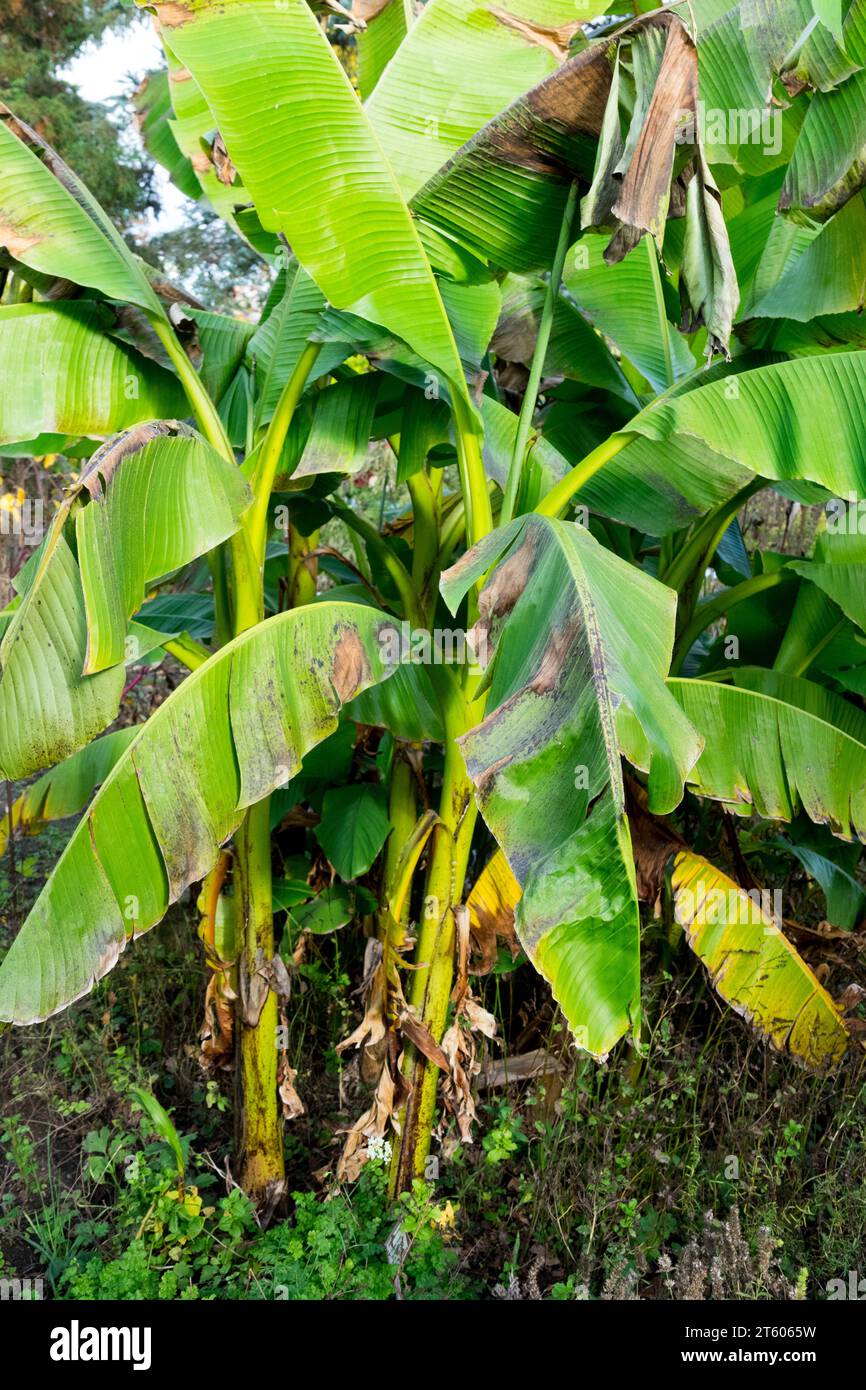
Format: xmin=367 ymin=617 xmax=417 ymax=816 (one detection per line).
xmin=1 ymin=0 xmax=865 ymax=1204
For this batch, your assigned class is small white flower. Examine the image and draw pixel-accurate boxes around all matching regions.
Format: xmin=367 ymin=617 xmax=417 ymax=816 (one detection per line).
xmin=367 ymin=1135 xmax=392 ymax=1164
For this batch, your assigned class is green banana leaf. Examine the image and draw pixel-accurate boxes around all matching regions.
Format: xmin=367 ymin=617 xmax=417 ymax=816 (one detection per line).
xmin=158 ymin=0 xmax=468 ymax=399
xmin=133 ymin=68 xmax=201 ymax=202
xmin=0 ymin=423 xmax=251 ymax=779
xmin=441 ymin=514 xmax=702 ymax=1055
xmin=662 ymin=671 xmax=866 ymax=838
xmin=354 ymin=0 xmax=409 ymax=102
xmin=0 ymin=304 xmax=187 ymax=446
xmin=366 ymin=0 xmax=609 ymax=200
xmin=629 ymin=350 xmax=866 ymax=497
xmin=0 ymin=602 xmax=398 ymax=1024
xmin=0 ymin=106 xmax=161 ymax=313
xmin=747 ymin=192 xmax=866 ymax=320
xmin=0 ymin=727 xmax=139 ymax=856
xmin=563 ymin=234 xmax=695 ymax=392
xmin=781 ymin=70 xmax=866 ymax=221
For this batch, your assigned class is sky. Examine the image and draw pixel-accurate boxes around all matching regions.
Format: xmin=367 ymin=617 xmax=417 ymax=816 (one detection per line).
xmin=61 ymin=17 xmax=188 ymax=233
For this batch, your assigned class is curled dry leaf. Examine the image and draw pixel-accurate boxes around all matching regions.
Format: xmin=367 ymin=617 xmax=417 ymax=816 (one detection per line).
xmin=336 ymin=955 xmax=388 ymax=1057
xmin=278 ymin=1056 xmax=306 ymax=1122
xmin=438 ymin=908 xmax=498 ymax=1144
xmin=211 ymin=133 xmax=237 ymax=187
xmin=199 ymin=973 xmax=235 ymax=1073
xmin=336 ymin=1055 xmax=410 ymax=1182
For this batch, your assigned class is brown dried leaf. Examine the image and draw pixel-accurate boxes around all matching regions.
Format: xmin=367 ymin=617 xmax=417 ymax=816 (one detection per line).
xmin=278 ymin=1056 xmax=306 ymax=1121
xmin=611 ymin=20 xmax=698 ymax=251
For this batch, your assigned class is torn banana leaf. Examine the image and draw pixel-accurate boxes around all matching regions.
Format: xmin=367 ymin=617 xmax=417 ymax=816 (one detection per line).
xmin=133 ymin=68 xmax=201 ymax=203
xmin=653 ymin=672 xmax=866 ymax=838
xmin=0 ymin=602 xmax=398 ymax=1024
xmin=153 ymin=42 xmax=255 ymax=241
xmin=441 ymin=515 xmax=702 ymax=1055
xmin=0 ymin=728 xmax=139 ymax=857
xmin=0 ymin=423 xmax=251 ymax=779
xmin=671 ymin=851 xmax=852 ymax=1068
xmin=0 ymin=304 xmax=187 ymax=447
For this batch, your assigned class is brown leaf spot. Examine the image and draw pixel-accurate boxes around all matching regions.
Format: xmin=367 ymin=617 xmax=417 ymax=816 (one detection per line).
xmin=487 ymin=7 xmax=581 ymax=62
xmin=155 ymin=2 xmax=195 ymax=28
xmin=529 ymin=613 xmax=581 ymax=696
xmin=479 ymin=528 xmax=537 ymax=626
xmin=0 ymin=219 xmax=42 ymax=259
xmin=331 ymin=626 xmax=372 ymax=702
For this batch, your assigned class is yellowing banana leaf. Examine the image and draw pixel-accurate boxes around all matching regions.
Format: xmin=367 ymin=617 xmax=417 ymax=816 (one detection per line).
xmin=671 ymin=851 xmax=852 ymax=1067
xmin=0 ymin=303 xmax=187 ymax=447
xmin=466 ymin=848 xmax=521 ymax=974
xmin=441 ymin=514 xmax=702 ymax=1055
xmin=0 ymin=423 xmax=251 ymax=779
xmin=0 ymin=602 xmax=398 ymax=1024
